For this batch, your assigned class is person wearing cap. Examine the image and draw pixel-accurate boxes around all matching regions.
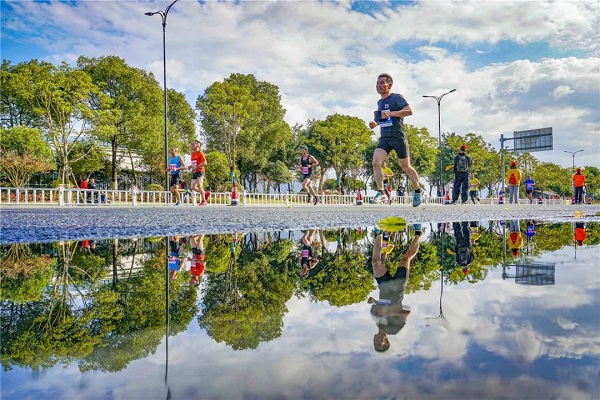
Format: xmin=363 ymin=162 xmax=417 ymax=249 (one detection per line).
xmin=573 ymin=168 xmax=585 ymax=205
xmin=368 ymin=223 xmax=422 ymax=352
xmin=190 ymin=140 xmax=208 ymax=206
xmin=368 ymin=73 xmax=422 ymax=207
xmin=508 ymin=219 xmax=523 ymax=257
xmin=507 ymin=161 xmax=522 ymax=204
xmin=450 ymin=144 xmax=472 ymax=205
xmin=468 ymin=172 xmax=480 ymax=204
xmin=298 ymin=146 xmax=320 ymax=205
xmin=452 ymin=221 xmax=474 ymax=271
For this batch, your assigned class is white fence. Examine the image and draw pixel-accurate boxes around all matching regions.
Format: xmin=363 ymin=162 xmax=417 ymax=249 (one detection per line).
xmin=0 ymin=186 xmax=570 ymax=207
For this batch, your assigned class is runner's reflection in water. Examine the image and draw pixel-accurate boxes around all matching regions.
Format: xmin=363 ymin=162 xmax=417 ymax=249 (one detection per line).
xmin=453 ymin=221 xmax=474 ymax=275
xmin=368 ymin=224 xmax=422 ymax=352
xmin=189 ymin=234 xmax=206 ymax=287
xmin=168 ymin=236 xmax=186 ymax=280
xmin=299 ymin=229 xmax=320 ymax=278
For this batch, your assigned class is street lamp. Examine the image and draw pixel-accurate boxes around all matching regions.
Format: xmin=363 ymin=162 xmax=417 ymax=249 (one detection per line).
xmin=563 ymin=149 xmax=584 ymax=171
xmin=423 ymin=89 xmax=457 ymax=196
xmin=145 ymin=0 xmax=180 ymax=192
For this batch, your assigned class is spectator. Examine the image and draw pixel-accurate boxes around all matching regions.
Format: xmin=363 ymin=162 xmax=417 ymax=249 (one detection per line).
xmin=573 ymin=168 xmax=585 ymax=205
xmin=450 ymin=144 xmax=472 ymax=205
xmin=507 ymin=161 xmax=522 ymax=204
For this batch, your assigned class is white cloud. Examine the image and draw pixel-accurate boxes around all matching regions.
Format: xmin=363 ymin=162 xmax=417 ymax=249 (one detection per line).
xmin=552 ymin=85 xmax=575 ymax=98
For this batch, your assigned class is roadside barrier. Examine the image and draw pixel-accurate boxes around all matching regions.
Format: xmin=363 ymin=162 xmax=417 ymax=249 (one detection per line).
xmin=0 ymin=186 xmax=569 ymax=207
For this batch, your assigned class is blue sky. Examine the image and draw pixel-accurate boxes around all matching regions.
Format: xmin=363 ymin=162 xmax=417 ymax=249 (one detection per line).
xmin=1 ymin=0 xmax=599 ymax=169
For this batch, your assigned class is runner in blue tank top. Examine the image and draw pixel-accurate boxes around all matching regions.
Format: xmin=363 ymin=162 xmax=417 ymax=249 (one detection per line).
xmin=167 ymin=147 xmax=185 ymax=205
xmin=298 ymin=146 xmax=320 ymax=205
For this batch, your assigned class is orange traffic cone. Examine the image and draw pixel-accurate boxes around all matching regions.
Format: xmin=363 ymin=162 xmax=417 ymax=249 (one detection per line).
xmin=356 ymin=188 xmax=363 ymax=205
xmin=230 ymin=183 xmax=239 ymax=206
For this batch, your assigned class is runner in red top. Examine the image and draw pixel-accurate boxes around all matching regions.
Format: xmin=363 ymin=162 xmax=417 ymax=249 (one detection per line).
xmin=190 ymin=140 xmax=208 ymax=206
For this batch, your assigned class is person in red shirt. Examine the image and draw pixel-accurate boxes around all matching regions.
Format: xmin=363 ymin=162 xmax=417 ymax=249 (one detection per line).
xmin=573 ymin=168 xmax=585 ymax=205
xmin=574 ymin=222 xmax=586 ymax=246
xmin=190 ymin=140 xmax=208 ymax=206
xmin=189 ymin=234 xmax=206 ymax=287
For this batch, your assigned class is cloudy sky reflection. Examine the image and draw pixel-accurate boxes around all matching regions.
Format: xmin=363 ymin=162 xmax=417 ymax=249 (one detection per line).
xmin=1 ymin=227 xmax=599 ymax=400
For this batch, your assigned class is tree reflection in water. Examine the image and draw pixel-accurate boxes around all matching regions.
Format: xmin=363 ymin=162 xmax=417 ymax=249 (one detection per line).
xmin=0 ymin=221 xmax=598 ymax=370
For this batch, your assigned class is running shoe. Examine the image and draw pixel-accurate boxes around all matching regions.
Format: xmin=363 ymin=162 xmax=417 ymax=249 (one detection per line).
xmin=313 ymin=195 xmax=319 ymax=205
xmin=370 ymin=192 xmax=385 ymax=204
xmin=412 ymin=191 xmax=421 ymax=207
xmin=413 ymin=224 xmax=422 ymax=235
xmin=174 ymin=201 xmax=180 ymax=206
xmin=199 ymin=200 xmax=208 ymax=206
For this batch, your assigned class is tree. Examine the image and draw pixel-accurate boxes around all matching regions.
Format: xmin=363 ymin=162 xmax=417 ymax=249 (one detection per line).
xmin=532 ymin=162 xmax=572 ymax=196
xmin=305 ymin=114 xmax=373 ymax=191
xmin=0 ymin=126 xmax=54 ymax=187
xmin=10 ymin=60 xmax=110 ymax=185
xmin=0 ymin=60 xmax=41 ymax=128
xmin=197 ymin=73 xmax=292 ymax=191
xmin=204 ymin=151 xmax=231 ymax=192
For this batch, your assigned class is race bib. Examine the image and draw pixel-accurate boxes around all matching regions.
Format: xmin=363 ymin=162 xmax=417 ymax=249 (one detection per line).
xmin=169 ymin=164 xmax=177 ymax=171
xmin=301 ymin=249 xmax=309 ymax=257
xmin=379 ymin=109 xmax=392 ymax=127
xmin=301 ymin=166 xmax=309 ymax=174
xmin=191 ymin=160 xmax=197 ymax=167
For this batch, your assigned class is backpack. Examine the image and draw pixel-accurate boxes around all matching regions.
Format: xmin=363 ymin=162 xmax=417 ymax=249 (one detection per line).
xmin=456 ymin=154 xmax=469 ymax=173
xmin=509 ymin=172 xmax=517 ymax=185
xmin=456 ymin=245 xmax=472 ymax=266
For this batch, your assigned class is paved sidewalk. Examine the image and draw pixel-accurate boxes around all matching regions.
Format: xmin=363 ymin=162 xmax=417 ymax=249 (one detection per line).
xmin=1 ymin=203 xmax=599 ymax=244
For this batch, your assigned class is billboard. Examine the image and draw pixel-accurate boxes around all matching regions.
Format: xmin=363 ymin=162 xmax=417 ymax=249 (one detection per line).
xmin=513 ymin=127 xmax=553 ymax=152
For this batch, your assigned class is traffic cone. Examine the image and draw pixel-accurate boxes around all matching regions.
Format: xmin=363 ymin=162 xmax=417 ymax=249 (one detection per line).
xmin=356 ymin=188 xmax=363 ymax=205
xmin=498 ymin=191 xmax=504 ymax=205
xmin=230 ymin=183 xmax=239 ymax=206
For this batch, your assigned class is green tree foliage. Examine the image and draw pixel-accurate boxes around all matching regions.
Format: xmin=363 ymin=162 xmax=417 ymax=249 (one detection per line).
xmin=68 ymin=141 xmax=110 ymax=184
xmin=204 ymin=151 xmax=231 ymax=192
xmin=77 ymin=56 xmax=196 ymax=189
xmin=197 ymin=73 xmax=292 ymax=191
xmin=0 ymin=60 xmax=41 ymax=128
xmin=305 ymin=114 xmax=373 ymax=191
xmin=404 ymin=125 xmax=438 ymax=191
xmin=9 ymin=60 xmax=111 ymax=185
xmin=0 ymin=244 xmax=56 ymax=303
xmin=532 ymin=162 xmax=572 ymax=196
xmin=199 ymin=236 xmax=295 ymax=350
xmin=0 ymin=126 xmax=55 ymax=187
xmin=303 ymin=251 xmax=374 ymax=307
xmin=581 ymin=166 xmax=599 ymax=200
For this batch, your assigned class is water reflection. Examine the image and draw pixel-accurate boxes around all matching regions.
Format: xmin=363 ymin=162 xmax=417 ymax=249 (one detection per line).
xmin=1 ymin=221 xmax=599 ymax=399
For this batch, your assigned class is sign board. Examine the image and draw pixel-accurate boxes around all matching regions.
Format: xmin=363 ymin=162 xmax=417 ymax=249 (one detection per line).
xmin=513 ymin=127 xmax=553 ymax=152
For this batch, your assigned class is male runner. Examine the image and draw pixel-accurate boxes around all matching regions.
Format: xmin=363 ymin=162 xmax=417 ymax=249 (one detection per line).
xmin=190 ymin=140 xmax=208 ymax=206
xmin=369 ymin=73 xmax=422 ymax=206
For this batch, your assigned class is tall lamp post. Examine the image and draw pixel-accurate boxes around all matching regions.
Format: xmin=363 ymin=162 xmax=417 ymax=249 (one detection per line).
xmin=145 ymin=0 xmax=180 ymax=192
xmin=423 ymin=89 xmax=457 ymax=196
xmin=564 ymin=149 xmax=584 ymax=171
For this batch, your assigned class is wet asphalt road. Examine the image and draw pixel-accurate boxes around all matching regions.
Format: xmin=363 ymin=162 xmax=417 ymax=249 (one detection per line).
xmin=1 ymin=203 xmax=599 ymax=244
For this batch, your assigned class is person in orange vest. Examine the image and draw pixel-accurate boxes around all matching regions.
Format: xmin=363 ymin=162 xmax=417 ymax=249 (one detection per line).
xmin=573 ymin=168 xmax=586 ymax=205
xmin=508 ymin=219 xmax=523 ymax=257
xmin=574 ymin=222 xmax=586 ymax=246
xmin=507 ymin=161 xmax=522 ymax=204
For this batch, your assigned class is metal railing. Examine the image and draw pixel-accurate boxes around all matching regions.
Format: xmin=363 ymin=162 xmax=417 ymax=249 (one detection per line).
xmin=0 ymin=186 xmax=570 ymax=207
